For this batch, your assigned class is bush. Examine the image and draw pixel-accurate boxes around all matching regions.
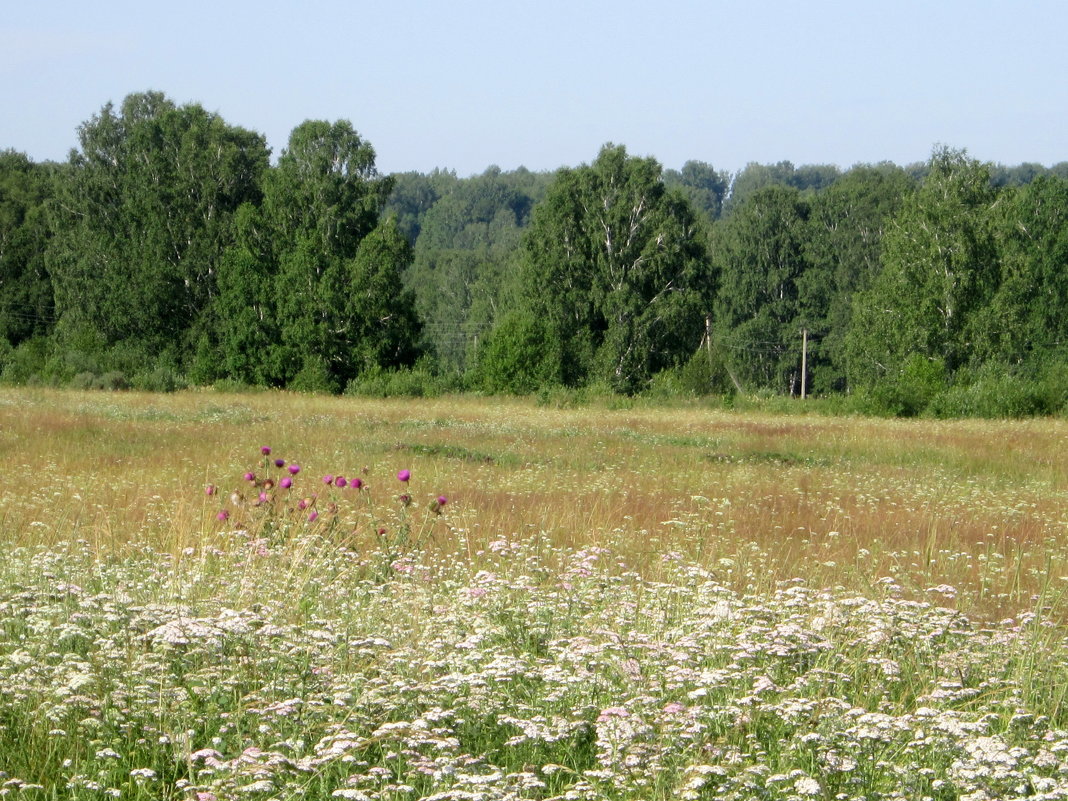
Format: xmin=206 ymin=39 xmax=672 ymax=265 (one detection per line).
xmin=94 ymin=371 xmax=129 ymax=391
xmin=288 ymin=356 xmax=339 ymax=394
xmin=1031 ymin=360 xmax=1068 ymax=415
xmin=346 ymin=361 xmax=462 ymax=398
xmin=131 ymin=365 xmax=186 ymax=393
xmin=70 ymin=371 xmax=97 ymax=390
xmin=0 ymin=337 xmax=51 ymax=385
xmin=473 ymin=311 xmax=562 ymax=394
xmin=860 ymin=354 xmax=947 ymax=417
xmin=927 ymin=366 xmax=1050 ymax=418
xmin=645 ymin=348 xmax=735 ymax=400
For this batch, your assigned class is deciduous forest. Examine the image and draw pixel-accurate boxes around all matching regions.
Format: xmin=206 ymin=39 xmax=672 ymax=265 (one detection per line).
xmin=3 ymin=91 xmax=1068 ymax=416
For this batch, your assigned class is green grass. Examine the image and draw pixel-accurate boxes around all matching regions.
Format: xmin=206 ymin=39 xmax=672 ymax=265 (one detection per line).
xmin=1 ymin=388 xmax=1068 ymax=798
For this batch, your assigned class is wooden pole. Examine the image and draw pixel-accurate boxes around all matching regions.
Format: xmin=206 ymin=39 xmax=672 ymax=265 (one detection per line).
xmin=801 ymin=328 xmax=808 ymax=400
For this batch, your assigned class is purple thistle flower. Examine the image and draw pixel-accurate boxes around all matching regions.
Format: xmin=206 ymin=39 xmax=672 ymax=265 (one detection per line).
xmin=216 ymin=509 xmax=230 ymax=522
xmin=351 ymin=477 xmax=363 ymax=490
xmin=307 ymin=510 xmax=319 ymax=523
xmin=261 ymin=446 xmax=272 ymax=455
xmin=244 ymin=472 xmax=256 ymax=482
xmin=322 ymin=475 xmax=334 ymax=485
xmin=205 ymin=484 xmax=217 ymax=496
xmin=334 ymin=476 xmax=347 ymax=488
xmin=274 ymin=458 xmax=285 ymax=468
xmin=288 ymin=464 xmax=301 ymax=476
xmin=280 ymin=477 xmax=292 ymax=489
xmin=437 ymin=495 xmax=448 ymax=507
xmin=397 ymin=469 xmax=411 ymax=483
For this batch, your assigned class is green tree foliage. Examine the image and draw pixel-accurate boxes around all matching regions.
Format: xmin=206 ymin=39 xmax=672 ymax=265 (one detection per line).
xmin=723 ymin=161 xmax=841 ymax=216
xmin=264 ymin=120 xmax=391 ymax=259
xmin=404 ymin=166 xmax=549 ymax=373
xmin=324 ymin=217 xmax=421 ymax=386
xmin=980 ymin=175 xmax=1068 ymax=367
xmin=802 ymin=164 xmax=915 ymax=391
xmin=846 ymin=148 xmax=1000 ymax=390
xmin=261 ymin=120 xmax=397 ymax=386
xmin=712 ymin=185 xmax=811 ymax=393
xmin=385 ymin=169 xmax=458 ymax=244
xmin=989 ymin=162 xmax=1061 ymax=187
xmin=473 ymin=309 xmax=562 ymax=394
xmin=6 ymin=87 xmax=1068 ymax=411
xmin=47 ymin=91 xmax=268 ymax=372
xmin=663 ymin=160 xmax=730 ymax=220
xmin=501 ymin=144 xmax=710 ymax=393
xmin=0 ymin=150 xmax=54 ymax=347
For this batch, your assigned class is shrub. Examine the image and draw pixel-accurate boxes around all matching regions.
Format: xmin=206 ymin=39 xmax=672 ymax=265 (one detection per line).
xmin=69 ymin=371 xmax=97 ymax=390
xmin=346 ymin=360 xmax=461 ymax=398
xmin=645 ymin=348 xmax=735 ymax=399
xmin=131 ymin=365 xmax=186 ymax=393
xmin=862 ymin=354 xmax=947 ymax=417
xmin=473 ymin=311 xmax=562 ymax=394
xmin=288 ymin=355 xmax=339 ymax=394
xmin=0 ymin=337 xmax=51 ymax=385
xmin=927 ymin=366 xmax=1050 ymax=418
xmin=94 ymin=371 xmax=129 ymax=391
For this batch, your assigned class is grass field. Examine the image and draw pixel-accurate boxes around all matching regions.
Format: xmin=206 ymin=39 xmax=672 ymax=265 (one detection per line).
xmin=2 ymin=388 xmax=1068 ymax=799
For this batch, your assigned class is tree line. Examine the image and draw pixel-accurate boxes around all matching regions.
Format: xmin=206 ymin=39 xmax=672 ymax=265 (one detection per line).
xmin=2 ymin=90 xmax=1067 ymax=415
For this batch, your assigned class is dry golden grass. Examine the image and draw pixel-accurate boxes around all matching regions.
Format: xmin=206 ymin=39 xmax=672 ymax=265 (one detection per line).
xmin=2 ymin=387 xmax=1067 ymax=619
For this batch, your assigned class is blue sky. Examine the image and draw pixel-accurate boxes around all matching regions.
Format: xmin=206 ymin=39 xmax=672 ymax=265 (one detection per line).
xmin=3 ymin=0 xmax=1065 ymax=176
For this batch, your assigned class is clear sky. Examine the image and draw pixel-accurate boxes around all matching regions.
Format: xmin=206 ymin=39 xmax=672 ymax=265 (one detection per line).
xmin=3 ymin=0 xmax=1065 ymax=177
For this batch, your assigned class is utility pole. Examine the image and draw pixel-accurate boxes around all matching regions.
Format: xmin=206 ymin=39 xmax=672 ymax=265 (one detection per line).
xmin=800 ymin=328 xmax=808 ymax=400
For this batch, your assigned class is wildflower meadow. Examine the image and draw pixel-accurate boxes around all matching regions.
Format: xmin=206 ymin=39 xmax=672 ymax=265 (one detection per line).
xmin=2 ymin=388 xmax=1068 ymax=800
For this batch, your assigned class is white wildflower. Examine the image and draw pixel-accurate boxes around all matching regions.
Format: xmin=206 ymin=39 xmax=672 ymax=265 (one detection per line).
xmin=237 ymin=780 xmax=274 ymax=793
xmin=794 ymin=776 xmax=821 ymax=796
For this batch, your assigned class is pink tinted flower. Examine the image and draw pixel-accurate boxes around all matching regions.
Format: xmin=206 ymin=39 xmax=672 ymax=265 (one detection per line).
xmin=260 ymin=446 xmax=271 ymax=455
xmin=322 ymin=475 xmax=334 ymax=485
xmin=280 ymin=477 xmax=292 ymax=489
xmin=307 ymin=510 xmax=318 ymax=522
xmin=258 ymin=492 xmax=269 ymax=504
xmin=351 ymin=477 xmax=363 ymax=490
xmin=205 ymin=484 xmax=217 ymax=496
xmin=437 ymin=495 xmax=448 ymax=507
xmin=216 ymin=509 xmax=230 ymax=522
xmin=288 ymin=464 xmax=301 ymax=475
xmin=244 ymin=472 xmax=256 ymax=482
xmin=397 ymin=469 xmax=411 ymax=483
xmin=334 ymin=476 xmax=347 ymax=488
xmin=597 ymin=706 xmax=630 ymax=722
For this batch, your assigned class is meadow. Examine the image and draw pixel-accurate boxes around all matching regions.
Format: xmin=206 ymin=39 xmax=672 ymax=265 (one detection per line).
xmin=1 ymin=388 xmax=1068 ymax=800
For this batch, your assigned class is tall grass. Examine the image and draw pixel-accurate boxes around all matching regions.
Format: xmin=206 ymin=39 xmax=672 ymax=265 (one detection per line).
xmin=2 ymin=388 xmax=1068 ymax=798
xmin=3 ymin=388 xmax=1065 ymax=617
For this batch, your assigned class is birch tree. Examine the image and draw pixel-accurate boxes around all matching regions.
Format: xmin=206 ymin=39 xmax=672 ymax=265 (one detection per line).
xmin=511 ymin=144 xmax=710 ymax=393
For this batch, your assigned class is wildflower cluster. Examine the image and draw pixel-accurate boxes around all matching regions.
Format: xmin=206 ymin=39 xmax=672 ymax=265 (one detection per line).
xmin=0 ymin=533 xmax=1067 ymax=800
xmin=205 ymin=448 xmax=447 ymax=563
